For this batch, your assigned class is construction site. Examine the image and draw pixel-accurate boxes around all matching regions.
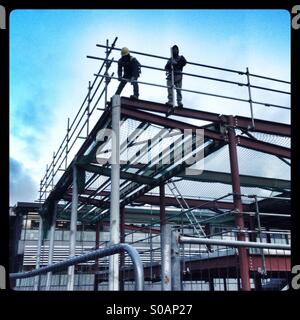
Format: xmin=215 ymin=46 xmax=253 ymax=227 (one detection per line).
xmin=9 ymin=37 xmax=291 ymax=291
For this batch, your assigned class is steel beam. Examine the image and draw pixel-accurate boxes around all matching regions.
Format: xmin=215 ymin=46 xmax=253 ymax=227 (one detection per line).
xmin=178 ymin=170 xmax=290 ymax=191
xmin=79 ymin=163 xmax=156 ymax=185
xmin=135 ymin=194 xmax=236 ymax=210
xmin=237 ymin=135 xmax=290 ymax=159
xmin=121 ymin=107 xmax=223 ymax=141
xmin=121 ymin=97 xmax=290 ymax=137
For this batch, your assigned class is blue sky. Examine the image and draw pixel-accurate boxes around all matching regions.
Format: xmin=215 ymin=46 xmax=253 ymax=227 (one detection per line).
xmin=9 ymin=9 xmax=291 ymax=205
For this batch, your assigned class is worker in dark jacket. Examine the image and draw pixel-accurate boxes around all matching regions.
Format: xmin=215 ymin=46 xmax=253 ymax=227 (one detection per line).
xmin=115 ymin=47 xmax=141 ymax=99
xmin=165 ymin=45 xmax=187 ymax=107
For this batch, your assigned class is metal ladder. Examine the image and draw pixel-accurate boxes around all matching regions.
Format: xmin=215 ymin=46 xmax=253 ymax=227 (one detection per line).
xmin=167 ymin=179 xmax=207 ymax=239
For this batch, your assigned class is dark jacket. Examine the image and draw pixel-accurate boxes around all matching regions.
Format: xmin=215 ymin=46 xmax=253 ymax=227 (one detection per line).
xmin=165 ymin=55 xmax=187 ymax=80
xmin=118 ymin=54 xmax=140 ymax=79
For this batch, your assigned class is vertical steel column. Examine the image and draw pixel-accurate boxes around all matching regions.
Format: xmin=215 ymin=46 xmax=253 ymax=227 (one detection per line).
xmin=45 ymin=201 xmax=58 ymax=290
xmin=93 ymin=221 xmax=100 ymax=291
xmin=160 ymin=183 xmax=172 ymax=291
xmin=67 ymin=164 xmax=78 ymax=291
xmin=33 ymin=216 xmax=43 ymax=291
xmin=109 ymin=95 xmax=121 ymax=291
xmin=227 ymin=115 xmax=251 ymax=291
xmin=171 ymin=229 xmax=181 ymax=291
xmin=119 ymin=206 xmax=125 ymax=291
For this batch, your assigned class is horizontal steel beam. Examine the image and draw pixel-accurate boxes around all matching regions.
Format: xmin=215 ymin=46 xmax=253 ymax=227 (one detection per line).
xmin=135 ymin=194 xmax=236 ymax=210
xmin=121 ymin=97 xmax=290 ymax=137
xmin=121 ymin=107 xmax=290 ymax=159
xmin=121 ymin=106 xmax=223 ymax=141
xmin=178 ymin=170 xmax=290 ymax=191
xmin=179 ymin=235 xmax=291 ymax=250
xmin=78 ymin=163 xmax=156 ymax=185
xmin=237 ymin=135 xmax=290 ymax=159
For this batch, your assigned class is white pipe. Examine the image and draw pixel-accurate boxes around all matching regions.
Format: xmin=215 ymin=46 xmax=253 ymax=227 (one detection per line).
xmin=179 ymin=236 xmax=291 ymax=250
xmin=161 ymin=224 xmax=172 ymax=291
xmin=109 ymin=95 xmax=121 ymax=291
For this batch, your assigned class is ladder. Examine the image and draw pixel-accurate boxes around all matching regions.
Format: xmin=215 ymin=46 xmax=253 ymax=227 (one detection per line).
xmin=167 ymin=179 xmax=207 ymax=239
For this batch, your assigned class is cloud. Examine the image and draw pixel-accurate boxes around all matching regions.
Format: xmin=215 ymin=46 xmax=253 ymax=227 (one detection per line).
xmin=9 ymin=158 xmax=38 ymax=206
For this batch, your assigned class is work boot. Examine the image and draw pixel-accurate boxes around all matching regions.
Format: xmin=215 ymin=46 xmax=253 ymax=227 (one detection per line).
xmin=130 ymin=95 xmax=139 ymax=100
xmin=165 ymin=101 xmax=173 ymax=106
xmin=177 ymin=102 xmax=183 ymax=108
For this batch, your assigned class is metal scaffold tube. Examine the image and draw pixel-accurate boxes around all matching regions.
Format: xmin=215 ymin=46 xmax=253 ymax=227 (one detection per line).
xmin=178 ymin=236 xmax=291 ymax=250
xmin=109 ymin=95 xmax=121 ymax=291
xmin=67 ymin=163 xmax=78 ymax=291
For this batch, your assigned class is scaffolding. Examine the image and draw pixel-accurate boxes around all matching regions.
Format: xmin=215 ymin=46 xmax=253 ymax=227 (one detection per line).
xmin=10 ymin=37 xmax=291 ymax=291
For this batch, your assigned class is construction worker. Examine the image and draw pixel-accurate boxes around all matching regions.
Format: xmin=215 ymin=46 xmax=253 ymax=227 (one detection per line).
xmin=165 ymin=45 xmax=187 ymax=107
xmin=115 ymin=47 xmax=141 ymax=99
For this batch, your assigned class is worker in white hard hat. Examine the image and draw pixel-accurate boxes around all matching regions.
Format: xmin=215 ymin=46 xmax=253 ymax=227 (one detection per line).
xmin=115 ymin=47 xmax=141 ymax=99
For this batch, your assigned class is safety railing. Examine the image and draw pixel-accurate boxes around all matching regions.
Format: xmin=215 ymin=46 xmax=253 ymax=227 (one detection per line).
xmin=173 ymin=232 xmax=290 ymax=291
xmin=38 ymin=37 xmax=119 ymax=203
xmin=39 ymin=40 xmax=290 ymax=205
xmin=89 ymin=43 xmax=290 ymax=115
xmin=10 ymin=243 xmax=144 ymax=291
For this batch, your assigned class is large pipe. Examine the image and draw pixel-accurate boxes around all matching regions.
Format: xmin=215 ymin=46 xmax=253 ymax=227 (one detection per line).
xmin=160 ymin=183 xmax=172 ymax=291
xmin=109 ymin=95 xmax=121 ymax=291
xmin=227 ymin=115 xmax=251 ymax=291
xmin=45 ymin=201 xmax=58 ymax=290
xmin=120 ymin=206 xmax=125 ymax=291
xmin=33 ymin=216 xmax=43 ymax=291
xmin=179 ymin=236 xmax=291 ymax=250
xmin=171 ymin=229 xmax=181 ymax=291
xmin=10 ymin=244 xmax=144 ymax=291
xmin=67 ymin=164 xmax=78 ymax=291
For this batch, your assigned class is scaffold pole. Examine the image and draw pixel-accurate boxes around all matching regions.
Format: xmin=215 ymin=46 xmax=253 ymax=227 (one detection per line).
xmin=109 ymin=95 xmax=121 ymax=291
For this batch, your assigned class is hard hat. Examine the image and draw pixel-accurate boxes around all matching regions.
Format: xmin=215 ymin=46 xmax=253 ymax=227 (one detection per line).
xmin=121 ymin=47 xmax=129 ymax=56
